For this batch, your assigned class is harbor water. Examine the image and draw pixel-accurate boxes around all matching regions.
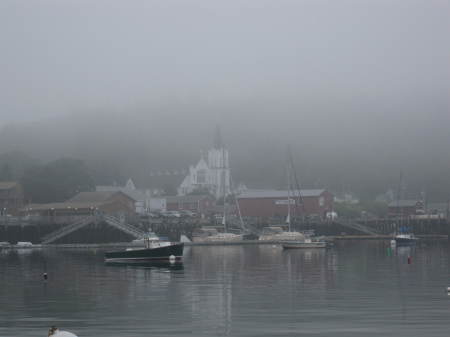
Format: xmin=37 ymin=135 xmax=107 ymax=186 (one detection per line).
xmin=1 ymin=241 xmax=450 ymax=336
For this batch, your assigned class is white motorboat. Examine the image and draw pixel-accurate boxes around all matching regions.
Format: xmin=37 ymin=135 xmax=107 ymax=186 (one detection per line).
xmin=48 ymin=326 xmax=78 ymax=336
xmin=282 ymin=237 xmax=327 ymax=249
xmin=394 ymin=233 xmax=418 ymax=245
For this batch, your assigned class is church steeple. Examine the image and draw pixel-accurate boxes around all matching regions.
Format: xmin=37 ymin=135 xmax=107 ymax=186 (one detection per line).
xmin=213 ymin=125 xmax=224 ymax=149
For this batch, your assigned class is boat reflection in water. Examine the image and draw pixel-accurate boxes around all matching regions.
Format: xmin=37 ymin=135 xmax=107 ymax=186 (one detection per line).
xmin=105 ymin=260 xmax=184 ymax=271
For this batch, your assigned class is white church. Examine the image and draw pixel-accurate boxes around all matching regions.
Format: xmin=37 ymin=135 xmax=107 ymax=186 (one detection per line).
xmin=178 ymin=127 xmax=232 ymax=199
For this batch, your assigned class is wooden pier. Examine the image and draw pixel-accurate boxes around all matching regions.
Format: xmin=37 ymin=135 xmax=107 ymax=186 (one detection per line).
xmin=0 ymin=214 xmax=448 ymax=245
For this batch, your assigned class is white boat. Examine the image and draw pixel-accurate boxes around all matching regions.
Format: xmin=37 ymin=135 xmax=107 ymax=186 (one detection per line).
xmin=48 ymin=326 xmax=78 ymax=336
xmin=201 ymin=232 xmax=243 ymax=242
xmin=15 ymin=241 xmax=34 ymax=248
xmin=282 ymin=237 xmax=327 ymax=249
xmin=130 ymin=232 xmax=161 ymax=246
xmin=258 ymin=227 xmax=305 ymax=241
xmin=192 ymin=227 xmax=243 ymax=243
xmin=0 ymin=241 xmax=11 ymax=249
xmin=394 ymin=233 xmax=418 ymax=245
xmin=17 ymin=241 xmax=33 ymax=246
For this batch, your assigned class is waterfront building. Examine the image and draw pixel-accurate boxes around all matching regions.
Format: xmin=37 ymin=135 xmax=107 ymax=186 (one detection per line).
xmin=237 ymin=189 xmax=334 ymax=219
xmin=178 ymin=126 xmax=231 ymax=199
xmin=149 ymin=197 xmax=167 ymax=212
xmin=96 ymin=178 xmax=150 ymax=214
xmin=334 ymin=191 xmax=359 ymax=204
xmin=388 ymin=200 xmax=424 ymax=217
xmin=166 ymin=195 xmax=216 ymax=216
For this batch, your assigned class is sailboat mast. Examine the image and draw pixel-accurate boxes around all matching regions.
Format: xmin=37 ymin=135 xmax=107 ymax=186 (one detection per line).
xmin=230 ymin=175 xmax=245 ymax=231
xmin=286 ymin=155 xmax=291 ymax=232
xmin=396 ymin=171 xmax=403 ymax=232
xmin=222 ymin=147 xmax=227 ymax=232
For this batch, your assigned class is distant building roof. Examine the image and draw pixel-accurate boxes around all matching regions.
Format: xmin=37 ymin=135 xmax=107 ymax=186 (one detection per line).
xmin=237 ymin=189 xmax=326 ymax=199
xmin=68 ymin=191 xmax=135 ymax=203
xmin=388 ymin=200 xmax=423 ymax=208
xmin=68 ymin=191 xmax=117 ymax=203
xmin=24 ymin=201 xmax=106 ymax=211
xmin=0 ymin=182 xmax=19 ymax=190
xmin=166 ymin=195 xmax=214 ymax=203
xmin=23 ymin=191 xmax=135 ymax=212
xmin=96 ymin=186 xmax=145 ymax=202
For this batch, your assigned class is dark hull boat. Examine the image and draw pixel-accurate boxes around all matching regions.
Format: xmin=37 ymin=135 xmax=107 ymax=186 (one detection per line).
xmin=105 ymin=243 xmax=184 ymax=263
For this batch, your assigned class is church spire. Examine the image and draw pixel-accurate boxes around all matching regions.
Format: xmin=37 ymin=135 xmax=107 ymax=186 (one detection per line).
xmin=213 ymin=125 xmax=224 ymax=149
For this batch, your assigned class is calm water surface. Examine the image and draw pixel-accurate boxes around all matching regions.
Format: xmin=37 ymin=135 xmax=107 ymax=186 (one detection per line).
xmin=1 ymin=241 xmax=450 ymax=337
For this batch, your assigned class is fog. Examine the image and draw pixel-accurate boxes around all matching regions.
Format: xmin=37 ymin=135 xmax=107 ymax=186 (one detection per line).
xmin=0 ymin=0 xmax=449 ymax=200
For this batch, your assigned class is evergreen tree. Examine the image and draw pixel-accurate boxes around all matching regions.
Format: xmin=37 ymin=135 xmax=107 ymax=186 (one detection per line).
xmin=21 ymin=158 xmax=95 ymax=203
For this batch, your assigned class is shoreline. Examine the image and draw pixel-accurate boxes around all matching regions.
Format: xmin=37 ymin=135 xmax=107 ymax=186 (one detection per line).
xmin=1 ymin=234 xmax=447 ymax=249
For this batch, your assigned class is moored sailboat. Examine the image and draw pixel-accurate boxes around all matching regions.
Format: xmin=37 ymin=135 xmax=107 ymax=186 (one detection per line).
xmin=260 ymin=147 xmax=306 ymax=242
xmin=193 ymin=148 xmax=243 ymax=243
xmin=391 ymin=173 xmax=419 ymax=246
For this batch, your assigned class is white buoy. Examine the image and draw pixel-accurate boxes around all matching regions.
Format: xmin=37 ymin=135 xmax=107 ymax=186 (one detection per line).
xmin=169 ymin=255 xmax=176 ymax=264
xmin=54 ymin=332 xmax=78 ymax=337
xmin=49 ymin=329 xmax=78 ymax=337
xmin=48 ymin=326 xmax=78 ymax=337
xmin=390 ymin=240 xmax=396 ymax=246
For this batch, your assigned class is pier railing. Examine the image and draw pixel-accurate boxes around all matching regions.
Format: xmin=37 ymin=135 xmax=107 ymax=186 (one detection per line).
xmin=41 ymin=216 xmax=94 ymax=244
xmin=102 ymin=214 xmax=145 ymax=239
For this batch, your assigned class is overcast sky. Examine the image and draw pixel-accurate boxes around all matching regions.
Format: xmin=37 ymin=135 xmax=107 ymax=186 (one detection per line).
xmin=1 ymin=0 xmax=449 ymax=126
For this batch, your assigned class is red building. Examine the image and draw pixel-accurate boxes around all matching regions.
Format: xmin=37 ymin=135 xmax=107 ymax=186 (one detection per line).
xmin=237 ymin=189 xmax=334 ymax=219
xmin=388 ymin=200 xmax=424 ymax=217
xmin=166 ymin=195 xmax=215 ymax=215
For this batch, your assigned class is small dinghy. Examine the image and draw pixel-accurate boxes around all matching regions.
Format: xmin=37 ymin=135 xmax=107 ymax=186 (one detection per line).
xmin=48 ymin=326 xmax=78 ymax=337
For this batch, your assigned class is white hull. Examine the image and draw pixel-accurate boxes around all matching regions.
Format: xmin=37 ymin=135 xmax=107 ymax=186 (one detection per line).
xmin=282 ymin=241 xmax=327 ymax=249
xmin=259 ymin=231 xmax=305 ymax=242
xmin=193 ymin=233 xmax=243 ymax=243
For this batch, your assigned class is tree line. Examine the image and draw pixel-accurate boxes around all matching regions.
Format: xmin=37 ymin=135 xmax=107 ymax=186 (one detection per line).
xmin=0 ymin=152 xmax=104 ymax=203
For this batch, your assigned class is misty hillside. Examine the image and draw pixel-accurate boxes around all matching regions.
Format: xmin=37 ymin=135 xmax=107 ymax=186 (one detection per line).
xmin=1 ymin=0 xmax=449 ymax=201
xmin=1 ymin=101 xmax=449 ymax=201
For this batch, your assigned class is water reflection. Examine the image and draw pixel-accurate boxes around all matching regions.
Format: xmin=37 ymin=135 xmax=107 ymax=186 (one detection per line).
xmin=105 ymin=261 xmax=184 ymax=271
xmin=1 ymin=241 xmax=450 ymax=337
